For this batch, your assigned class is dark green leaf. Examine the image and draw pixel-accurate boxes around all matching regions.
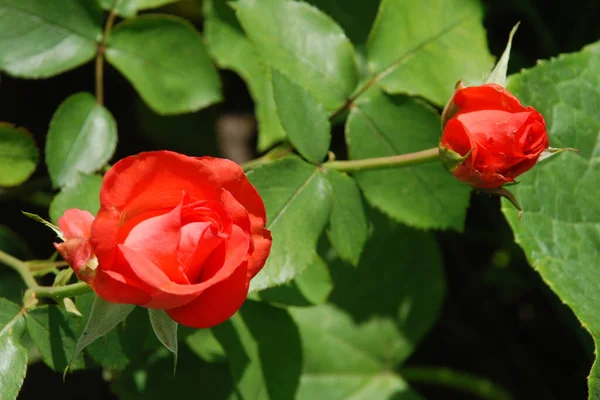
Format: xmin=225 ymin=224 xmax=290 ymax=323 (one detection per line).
xmin=185 ymin=328 xmax=226 ymax=363
xmin=366 ymin=0 xmax=493 ymax=105
xmin=502 ymin=42 xmax=600 ymax=399
xmin=272 ymin=70 xmax=331 ymax=164
xmin=25 ymin=305 xmax=86 ymax=372
xmin=106 ymin=15 xmax=221 ymax=115
xmin=0 ymin=225 xmax=32 ymax=261
xmin=212 ymin=300 xmax=302 ymax=400
xmin=72 ymin=294 xmax=135 ymax=366
xmin=76 ymin=293 xmax=149 ymax=370
xmin=246 ymin=156 xmax=332 ymax=291
xmin=346 ymin=90 xmax=470 ymax=230
xmin=0 ymin=298 xmax=27 ymax=400
xmin=204 ymin=0 xmax=285 ymax=151
xmin=233 ymin=0 xmax=359 ymax=112
xmin=45 ymin=92 xmax=117 ymax=188
xmin=305 ymin=0 xmax=380 ymax=45
xmin=0 ymin=124 xmax=39 ymax=187
xmin=0 ymin=0 xmax=102 ymax=78
xmin=148 ymin=309 xmax=177 ymax=368
xmin=0 ymin=226 xmax=30 ymax=303
xmin=258 ymin=256 xmax=333 ymax=307
xmin=324 ymin=170 xmax=368 ymax=266
xmin=49 ymin=174 xmax=102 ymax=224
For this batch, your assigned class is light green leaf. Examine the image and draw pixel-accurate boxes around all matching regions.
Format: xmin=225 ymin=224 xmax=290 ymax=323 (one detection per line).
xmin=99 ymin=0 xmax=180 ymax=17
xmin=0 ymin=124 xmax=39 ymax=187
xmin=305 ymin=0 xmax=381 ymax=45
xmin=46 ymin=92 xmax=117 ymax=188
xmin=49 ymin=174 xmax=102 ymax=224
xmin=502 ymin=42 xmax=600 ymax=399
xmin=106 ymin=15 xmax=221 ymax=115
xmin=290 ymin=209 xmax=444 ymax=400
xmin=148 ymin=309 xmax=178 ymax=369
xmin=257 ymin=256 xmax=333 ymax=307
xmin=272 ymin=70 xmax=331 ymax=164
xmin=233 ymin=0 xmax=359 ymax=112
xmin=203 ymin=0 xmax=285 ymax=150
xmin=75 ymin=293 xmax=149 ymax=370
xmin=0 ymin=0 xmax=102 ymax=78
xmin=212 ymin=300 xmax=302 ymax=400
xmin=246 ymin=156 xmax=332 ymax=291
xmin=0 ymin=298 xmax=27 ymax=400
xmin=346 ymin=90 xmax=471 ymax=230
xmin=324 ymin=170 xmax=368 ymax=266
xmin=25 ymin=305 xmax=86 ymax=372
xmin=366 ymin=0 xmax=493 ymax=105
xmin=185 ymin=328 xmax=226 ymax=363
xmin=72 ymin=294 xmax=135 ymax=368
xmin=486 ymin=23 xmax=520 ymax=87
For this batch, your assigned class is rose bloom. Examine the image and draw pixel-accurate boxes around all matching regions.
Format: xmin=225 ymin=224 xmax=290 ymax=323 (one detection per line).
xmin=55 ymin=151 xmax=272 ymax=328
xmin=440 ymin=83 xmax=549 ymax=188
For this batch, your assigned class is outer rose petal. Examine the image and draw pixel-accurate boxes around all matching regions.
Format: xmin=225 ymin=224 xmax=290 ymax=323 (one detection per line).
xmin=90 ymin=269 xmax=152 ymax=305
xmin=54 ymin=238 xmax=93 ymax=276
xmin=453 ymin=84 xmax=525 ymax=113
xmin=166 ymin=261 xmax=249 ymax=328
xmin=58 ymin=209 xmax=95 ymax=240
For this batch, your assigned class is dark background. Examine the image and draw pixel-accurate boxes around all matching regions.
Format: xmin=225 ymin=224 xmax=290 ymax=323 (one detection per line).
xmin=2 ymin=0 xmax=598 ymax=399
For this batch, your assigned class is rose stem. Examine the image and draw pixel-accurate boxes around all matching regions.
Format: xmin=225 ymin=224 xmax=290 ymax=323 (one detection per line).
xmin=321 ymin=147 xmax=439 ymax=173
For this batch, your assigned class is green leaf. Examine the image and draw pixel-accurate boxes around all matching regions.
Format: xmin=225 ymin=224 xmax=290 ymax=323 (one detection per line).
xmin=0 ymin=0 xmax=102 ymax=78
xmin=106 ymin=15 xmax=221 ymax=115
xmin=45 ymin=92 xmax=117 ymax=188
xmin=25 ymin=305 xmax=86 ymax=372
xmin=49 ymin=174 xmax=102 ymax=224
xmin=324 ymin=170 xmax=368 ymax=266
xmin=485 ymin=23 xmax=520 ymax=87
xmin=203 ymin=0 xmax=285 ymax=151
xmin=366 ymin=0 xmax=493 ymax=105
xmin=246 ymin=156 xmax=332 ymax=291
xmin=0 ymin=225 xmax=32 ymax=261
xmin=305 ymin=0 xmax=381 ymax=45
xmin=148 ymin=309 xmax=178 ymax=369
xmin=257 ymin=256 xmax=333 ymax=307
xmin=0 ymin=298 xmax=27 ymax=400
xmin=0 ymin=226 xmax=30 ymax=303
xmin=212 ymin=300 xmax=302 ymax=400
xmin=233 ymin=0 xmax=359 ymax=112
xmin=72 ymin=294 xmax=135 ymax=368
xmin=185 ymin=328 xmax=226 ymax=363
xmin=502 ymin=42 xmax=600 ymax=399
xmin=290 ymin=210 xmax=443 ymax=399
xmin=346 ymin=90 xmax=470 ymax=230
xmin=272 ymin=70 xmax=331 ymax=164
xmin=100 ymin=0 xmax=180 ymax=17
xmin=76 ymin=293 xmax=149 ymax=370
xmin=0 ymin=124 xmax=39 ymax=187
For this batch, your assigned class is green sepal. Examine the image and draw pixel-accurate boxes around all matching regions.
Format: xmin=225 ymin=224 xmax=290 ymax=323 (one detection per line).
xmin=438 ymin=145 xmax=473 ymax=174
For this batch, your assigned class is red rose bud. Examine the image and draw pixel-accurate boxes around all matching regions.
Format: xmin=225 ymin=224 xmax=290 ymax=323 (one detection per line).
xmin=54 ymin=209 xmax=97 ymax=279
xmin=439 ymin=83 xmax=549 ymax=189
xmin=57 ymin=151 xmax=272 ymax=329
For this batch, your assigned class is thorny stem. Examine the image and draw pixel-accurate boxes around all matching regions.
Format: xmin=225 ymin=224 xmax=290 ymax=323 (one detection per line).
xmin=0 ymin=250 xmax=92 ymax=301
xmin=95 ymin=0 xmax=122 ymax=105
xmin=322 ymin=147 xmax=439 ymax=172
xmin=399 ymin=366 xmax=512 ymax=400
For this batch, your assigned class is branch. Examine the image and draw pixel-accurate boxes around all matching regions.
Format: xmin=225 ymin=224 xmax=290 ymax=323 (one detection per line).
xmin=322 ymin=147 xmax=439 ymax=172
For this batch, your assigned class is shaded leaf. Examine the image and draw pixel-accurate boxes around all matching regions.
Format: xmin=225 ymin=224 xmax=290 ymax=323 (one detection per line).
xmin=502 ymin=41 xmax=600 ymax=399
xmin=203 ymin=0 xmax=285 ymax=151
xmin=49 ymin=174 xmax=102 ymax=224
xmin=366 ymin=0 xmax=493 ymax=105
xmin=45 ymin=92 xmax=117 ymax=188
xmin=106 ymin=15 xmax=221 ymax=115
xmin=272 ymin=70 xmax=331 ymax=164
xmin=246 ymin=156 xmax=332 ymax=291
xmin=212 ymin=300 xmax=302 ymax=400
xmin=234 ymin=0 xmax=359 ymax=112
xmin=148 ymin=309 xmax=178 ymax=369
xmin=0 ymin=0 xmax=102 ymax=78
xmin=0 ymin=124 xmax=39 ymax=187
xmin=25 ymin=305 xmax=86 ymax=372
xmin=346 ymin=90 xmax=470 ymax=230
xmin=0 ymin=298 xmax=27 ymax=400
xmin=100 ymin=0 xmax=180 ymax=17
xmin=185 ymin=328 xmax=226 ymax=363
xmin=0 ymin=226 xmax=31 ymax=303
xmin=324 ymin=170 xmax=368 ymax=266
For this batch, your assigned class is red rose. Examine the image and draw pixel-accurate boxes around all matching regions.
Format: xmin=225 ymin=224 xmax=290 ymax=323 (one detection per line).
xmin=56 ymin=151 xmax=272 ymax=328
xmin=440 ymin=83 xmax=549 ymax=188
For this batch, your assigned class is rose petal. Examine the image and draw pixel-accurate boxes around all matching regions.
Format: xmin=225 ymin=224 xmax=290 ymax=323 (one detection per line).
xmin=54 ymin=238 xmax=93 ymax=276
xmin=90 ymin=269 xmax=152 ymax=305
xmin=247 ymin=228 xmax=272 ymax=279
xmin=454 ymin=84 xmax=525 ymax=114
xmin=58 ymin=209 xmax=95 ymax=240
